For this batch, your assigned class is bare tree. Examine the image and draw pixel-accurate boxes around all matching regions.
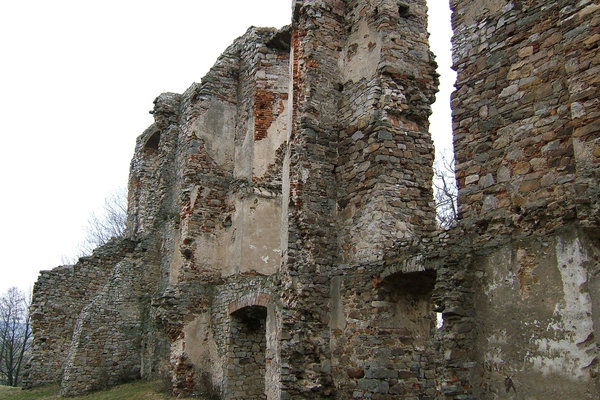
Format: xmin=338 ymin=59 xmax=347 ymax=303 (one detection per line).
xmin=62 ymin=187 xmax=128 ymax=264
xmin=0 ymin=287 xmax=31 ymax=387
xmin=433 ymin=153 xmax=458 ymax=230
xmin=79 ymin=187 xmax=128 ymax=255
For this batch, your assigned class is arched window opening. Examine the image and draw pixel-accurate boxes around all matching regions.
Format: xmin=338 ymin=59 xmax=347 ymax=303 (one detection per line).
xmin=398 ymin=2 xmax=410 ymax=18
xmin=143 ymin=131 xmax=161 ymax=156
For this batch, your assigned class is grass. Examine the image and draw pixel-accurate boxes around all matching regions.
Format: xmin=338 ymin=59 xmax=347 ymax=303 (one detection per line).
xmin=0 ymin=381 xmax=198 ymax=400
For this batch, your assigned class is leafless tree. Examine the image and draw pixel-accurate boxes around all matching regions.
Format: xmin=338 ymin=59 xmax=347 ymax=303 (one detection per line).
xmin=0 ymin=287 xmax=31 ymax=387
xmin=79 ymin=187 xmax=128 ymax=255
xmin=62 ymin=187 xmax=128 ymax=264
xmin=433 ymin=153 xmax=458 ymax=230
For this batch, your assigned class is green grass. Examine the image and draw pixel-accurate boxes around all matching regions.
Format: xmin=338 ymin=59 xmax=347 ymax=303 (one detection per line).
xmin=0 ymin=384 xmax=59 ymax=400
xmin=0 ymin=381 xmax=197 ymax=400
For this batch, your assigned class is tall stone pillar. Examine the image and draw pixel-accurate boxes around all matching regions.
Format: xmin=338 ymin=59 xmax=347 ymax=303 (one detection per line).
xmin=279 ymin=0 xmax=437 ymax=397
xmin=279 ymin=1 xmax=345 ymax=397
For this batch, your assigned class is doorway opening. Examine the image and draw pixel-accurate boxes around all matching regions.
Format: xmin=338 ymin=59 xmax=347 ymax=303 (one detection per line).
xmin=225 ymin=305 xmax=268 ymax=400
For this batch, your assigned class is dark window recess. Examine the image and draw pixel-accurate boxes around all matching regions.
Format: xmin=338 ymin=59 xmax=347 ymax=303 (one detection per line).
xmin=143 ymin=132 xmax=160 ymax=154
xmin=382 ymin=269 xmax=436 ymax=297
xmin=399 ymin=3 xmax=410 ymax=17
xmin=376 ymin=269 xmax=437 ymax=343
xmin=266 ymin=26 xmax=291 ymax=52
xmin=231 ymin=305 xmax=267 ymax=331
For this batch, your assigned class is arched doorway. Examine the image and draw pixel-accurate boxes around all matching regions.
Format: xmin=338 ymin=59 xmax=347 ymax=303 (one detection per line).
xmin=225 ymin=305 xmax=268 ymax=399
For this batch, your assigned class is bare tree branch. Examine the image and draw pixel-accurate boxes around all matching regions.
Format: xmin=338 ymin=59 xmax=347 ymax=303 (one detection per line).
xmin=433 ymin=152 xmax=458 ymax=230
xmin=62 ymin=187 xmax=128 ymax=264
xmin=0 ymin=287 xmax=31 ymax=386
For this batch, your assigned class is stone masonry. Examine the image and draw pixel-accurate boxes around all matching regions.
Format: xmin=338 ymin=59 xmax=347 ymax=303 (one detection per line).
xmin=26 ymin=1 xmax=599 ymax=399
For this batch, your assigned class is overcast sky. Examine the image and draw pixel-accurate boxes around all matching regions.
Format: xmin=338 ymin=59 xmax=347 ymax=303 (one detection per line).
xmin=0 ymin=0 xmax=455 ymax=295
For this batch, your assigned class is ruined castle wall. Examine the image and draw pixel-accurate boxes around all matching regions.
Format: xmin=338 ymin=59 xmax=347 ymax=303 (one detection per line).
xmin=27 ymin=1 xmax=600 ymax=399
xmin=174 ymin=28 xmax=289 ymax=285
xmin=26 ymin=239 xmax=136 ymax=387
xmin=336 ymin=0 xmax=438 ymax=265
xmin=213 ymin=278 xmax=276 ymax=399
xmin=164 ymin=275 xmax=277 ymax=397
xmin=53 ymin=91 xmax=185 ymax=396
xmin=278 ymin=0 xmax=439 ymax=397
xmin=278 ymin=1 xmax=346 ymax=396
xmin=325 ymin=1 xmax=441 ymax=398
xmin=127 ymin=93 xmax=183 ymax=305
xmin=127 ymin=93 xmax=182 ymax=239
xmin=60 ymin=257 xmax=162 ymax=396
xmin=471 ymin=227 xmax=599 ymax=399
xmin=174 ymin=40 xmax=241 ymax=283
xmin=154 ymin=27 xmax=291 ymax=397
xmin=451 ymin=0 xmax=599 ymax=233
xmin=330 ymin=265 xmax=439 ymax=399
xmin=27 ymin=89 xmax=183 ymax=394
xmin=568 ymin=3 xmax=600 ymax=229
xmin=451 ymin=1 xmax=600 ymax=398
xmin=230 ymin=28 xmax=289 ymax=277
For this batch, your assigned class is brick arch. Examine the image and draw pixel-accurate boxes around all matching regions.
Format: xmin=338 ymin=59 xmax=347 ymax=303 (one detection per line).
xmin=227 ymin=293 xmax=270 ymax=315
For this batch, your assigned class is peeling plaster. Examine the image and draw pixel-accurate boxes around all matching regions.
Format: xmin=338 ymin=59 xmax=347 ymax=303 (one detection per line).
xmin=339 ymin=19 xmax=381 ymax=84
xmin=527 ymin=235 xmax=595 ymax=380
xmin=253 ymin=102 xmax=289 ymax=178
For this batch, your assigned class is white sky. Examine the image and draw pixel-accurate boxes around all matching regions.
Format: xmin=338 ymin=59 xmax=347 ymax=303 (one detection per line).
xmin=0 ymin=0 xmax=455 ymax=295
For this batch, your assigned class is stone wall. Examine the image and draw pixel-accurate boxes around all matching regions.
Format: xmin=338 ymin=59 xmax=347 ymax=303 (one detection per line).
xmin=330 ymin=266 xmax=439 ymax=399
xmin=127 ymin=92 xmax=181 ymax=240
xmin=26 ymin=239 xmax=136 ymax=387
xmin=277 ymin=1 xmax=439 ymax=397
xmin=60 ymin=259 xmax=147 ymax=394
xmin=149 ymin=26 xmax=291 ymax=398
xmin=26 ymin=1 xmax=599 ymax=399
xmin=336 ymin=0 xmax=437 ymax=264
xmin=470 ymin=227 xmax=599 ymax=399
xmin=451 ymin=0 xmax=600 ymax=236
xmin=173 ymin=27 xmax=289 ymax=285
xmin=225 ymin=306 xmax=268 ymax=399
xmin=450 ymin=0 xmax=600 ymax=398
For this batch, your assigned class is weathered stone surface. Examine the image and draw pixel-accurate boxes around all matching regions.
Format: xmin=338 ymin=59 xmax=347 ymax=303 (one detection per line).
xmin=447 ymin=0 xmax=600 ymax=398
xmin=25 ymin=239 xmax=138 ymax=387
xmin=26 ymin=1 xmax=599 ymax=399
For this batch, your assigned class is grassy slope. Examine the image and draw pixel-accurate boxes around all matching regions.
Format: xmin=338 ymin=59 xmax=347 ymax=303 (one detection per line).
xmin=0 ymin=381 xmax=196 ymax=400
